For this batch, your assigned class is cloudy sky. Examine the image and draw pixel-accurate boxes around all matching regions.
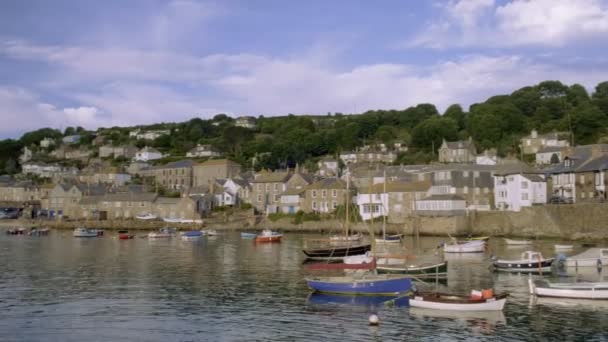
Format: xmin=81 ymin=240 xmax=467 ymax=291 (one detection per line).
xmin=1 ymin=0 xmax=608 ymax=138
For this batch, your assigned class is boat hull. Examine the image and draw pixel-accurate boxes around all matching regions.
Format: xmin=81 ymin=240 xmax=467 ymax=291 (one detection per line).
xmin=303 ymin=244 xmax=371 ymax=259
xmin=118 ymin=234 xmax=134 ymax=240
xmin=305 ymin=275 xmax=412 ymax=295
xmin=530 ymin=279 xmax=608 ymax=299
xmin=377 ymin=261 xmax=448 ymax=277
xmin=410 ymin=294 xmax=507 ymax=311
xmin=493 ymin=259 xmax=554 ymax=273
xmin=565 ymin=258 xmax=608 ymax=268
xmin=375 ymin=235 xmax=402 ymax=244
xmin=504 ymin=238 xmax=532 ymax=245
xmin=443 ymin=241 xmax=485 ymax=253
xmin=255 ymin=235 xmax=282 ymax=243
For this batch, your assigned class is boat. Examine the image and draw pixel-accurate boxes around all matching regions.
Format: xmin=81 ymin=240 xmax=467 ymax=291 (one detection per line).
xmin=555 ymin=244 xmax=574 ymax=250
xmin=255 ymin=229 xmax=282 ymax=243
xmin=204 ymin=229 xmax=220 ymax=236
xmin=241 ymin=232 xmax=257 ymax=239
xmin=492 ymin=251 xmax=554 ymax=273
xmin=504 ymin=238 xmax=532 ymax=245
xmin=467 ymin=236 xmax=491 ymax=242
xmin=329 ymin=233 xmax=362 ymax=242
xmin=135 ymin=213 xmax=157 ymax=220
xmin=305 ymin=274 xmax=413 ymax=296
xmin=443 ymin=240 xmax=486 ymax=253
xmin=162 ymin=217 xmax=182 ymax=223
xmin=7 ymin=227 xmax=27 ymax=235
xmin=409 ymin=290 xmax=507 ymax=311
xmin=376 ymin=261 xmax=448 ymax=278
xmin=73 ymin=228 xmax=99 ymax=238
xmin=148 ymin=227 xmax=176 ymax=239
xmin=28 ymin=227 xmax=50 ymax=236
xmin=563 ymin=248 xmax=608 ymax=268
xmin=181 ymin=230 xmax=203 ymax=240
xmin=375 ymin=234 xmax=403 ymax=244
xmin=529 ymin=279 xmax=608 ymax=299
xmin=118 ymin=230 xmax=134 ymax=239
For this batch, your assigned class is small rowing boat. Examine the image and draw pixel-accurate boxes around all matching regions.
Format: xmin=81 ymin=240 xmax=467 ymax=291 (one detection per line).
xmin=504 ymin=238 xmax=532 ymax=245
xmin=376 ymin=261 xmax=447 ymax=277
xmin=148 ymin=227 xmax=176 ymax=239
xmin=305 ymin=274 xmax=413 ymax=296
xmin=409 ymin=290 xmax=507 ymax=311
xmin=180 ymin=231 xmax=203 ymax=240
xmin=443 ymin=240 xmax=486 ymax=253
xmin=241 ymin=232 xmax=257 ymax=239
xmin=118 ymin=230 xmax=134 ymax=240
xmin=529 ymin=279 xmax=608 ymax=299
xmin=255 ymin=229 xmax=282 ymax=243
xmin=73 ymin=228 xmax=100 ymax=238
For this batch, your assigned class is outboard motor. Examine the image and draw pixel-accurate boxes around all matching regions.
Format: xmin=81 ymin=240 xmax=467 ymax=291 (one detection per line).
xmin=555 ymin=253 xmax=567 ymax=268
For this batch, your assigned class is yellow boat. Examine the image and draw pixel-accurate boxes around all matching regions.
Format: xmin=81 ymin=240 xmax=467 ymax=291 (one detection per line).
xmin=467 ymin=236 xmax=490 ymax=242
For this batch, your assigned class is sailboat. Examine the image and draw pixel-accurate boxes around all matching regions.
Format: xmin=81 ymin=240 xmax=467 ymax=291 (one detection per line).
xmin=302 ymin=173 xmax=371 ymax=260
xmin=375 ymin=170 xmax=403 ymax=244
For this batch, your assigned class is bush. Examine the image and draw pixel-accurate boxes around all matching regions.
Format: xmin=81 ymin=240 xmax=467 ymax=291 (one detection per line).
xmin=268 ymin=212 xmax=291 ymax=222
xmin=240 ymin=203 xmax=253 ymax=210
xmin=293 ymin=210 xmax=321 ymax=224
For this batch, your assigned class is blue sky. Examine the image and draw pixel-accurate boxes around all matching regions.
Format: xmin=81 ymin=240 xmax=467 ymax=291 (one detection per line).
xmin=1 ymin=0 xmax=608 ymax=138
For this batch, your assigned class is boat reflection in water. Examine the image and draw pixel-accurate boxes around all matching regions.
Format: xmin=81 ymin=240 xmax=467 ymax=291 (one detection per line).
xmin=530 ymin=296 xmax=608 ymax=311
xmin=307 ymin=293 xmax=401 ymax=308
xmin=409 ymin=308 xmax=506 ymax=334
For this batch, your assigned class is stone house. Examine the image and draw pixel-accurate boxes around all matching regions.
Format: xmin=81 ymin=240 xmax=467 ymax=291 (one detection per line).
xmin=438 ymin=138 xmax=477 ymax=163
xmin=356 ymin=180 xmax=430 ymax=223
xmin=192 ymin=159 xmax=242 ymax=188
xmin=21 ymin=162 xmax=79 ymax=180
xmin=571 ymin=154 xmax=608 ymax=203
xmin=536 ymin=146 xmax=564 ymax=165
xmin=127 ymin=161 xmax=150 ymax=175
xmin=42 ymin=183 xmax=107 ymax=218
xmin=153 ymin=196 xmax=201 ymax=221
xmin=0 ymin=181 xmax=52 ymax=203
xmin=494 ymin=173 xmax=547 ymax=211
xmin=279 ymin=188 xmax=305 ymax=214
xmin=339 ymin=150 xmax=396 ymax=165
xmin=99 ymin=145 xmax=138 ymax=159
xmin=300 ymin=178 xmax=348 ymax=214
xmin=148 ymin=160 xmax=194 ymax=191
xmin=186 ymin=144 xmax=222 ymax=158
xmin=79 ymin=169 xmax=132 ymax=187
xmin=78 ymin=192 xmax=158 ymax=220
xmin=520 ymin=129 xmax=570 ymax=155
xmin=250 ymin=171 xmax=291 ymax=214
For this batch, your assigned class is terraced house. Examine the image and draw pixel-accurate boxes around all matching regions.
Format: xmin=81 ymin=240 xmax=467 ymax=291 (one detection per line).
xmin=144 ymin=160 xmax=194 ymax=191
xmin=301 ymin=178 xmax=349 ymax=213
xmin=250 ymin=170 xmax=291 ymax=214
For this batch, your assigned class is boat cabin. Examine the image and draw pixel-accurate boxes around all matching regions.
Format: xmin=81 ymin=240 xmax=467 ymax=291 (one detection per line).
xmin=521 ymin=251 xmax=544 ymax=262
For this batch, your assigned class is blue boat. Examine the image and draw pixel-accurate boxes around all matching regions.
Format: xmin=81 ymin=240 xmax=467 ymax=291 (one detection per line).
xmin=180 ymin=231 xmax=203 ymax=240
xmin=241 ymin=232 xmax=257 ymax=239
xmin=305 ymin=274 xmax=413 ymax=296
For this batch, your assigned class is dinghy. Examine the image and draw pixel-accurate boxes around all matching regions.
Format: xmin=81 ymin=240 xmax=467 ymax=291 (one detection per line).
xmin=73 ymin=228 xmax=99 ymax=238
xmin=529 ymin=279 xmax=608 ymax=299
xmin=409 ymin=290 xmax=507 ymax=311
xmin=180 ymin=231 xmax=203 ymax=240
xmin=305 ymin=274 xmax=413 ymax=296
xmin=504 ymin=238 xmax=532 ymax=245
xmin=135 ymin=213 xmax=157 ymax=220
xmin=563 ymin=248 xmax=608 ymax=268
xmin=255 ymin=229 xmax=282 ymax=243
xmin=376 ymin=261 xmax=448 ymax=278
xmin=492 ymin=251 xmax=554 ymax=273
xmin=118 ymin=230 xmax=134 ymax=240
xmin=443 ymin=240 xmax=486 ymax=253
xmin=148 ymin=227 xmax=176 ymax=239
xmin=555 ymin=244 xmax=574 ymax=250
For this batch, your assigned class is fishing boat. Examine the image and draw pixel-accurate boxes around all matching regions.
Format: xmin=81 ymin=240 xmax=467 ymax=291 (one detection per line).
xmin=147 ymin=227 xmax=176 ymax=239
xmin=504 ymin=238 xmax=532 ymax=245
xmin=375 ymin=234 xmax=403 ymax=244
xmin=118 ymin=230 xmax=134 ymax=240
xmin=443 ymin=240 xmax=486 ymax=253
xmin=135 ymin=213 xmax=157 ymax=220
xmin=305 ymin=274 xmax=413 ymax=296
xmin=529 ymin=279 xmax=608 ymax=299
xmin=492 ymin=251 xmax=554 ymax=273
xmin=555 ymin=244 xmax=574 ymax=250
xmin=563 ymin=248 xmax=608 ymax=268
xmin=255 ymin=229 xmax=282 ymax=243
xmin=376 ymin=261 xmax=448 ymax=278
xmin=181 ymin=230 xmax=203 ymax=240
xmin=241 ymin=232 xmax=257 ymax=239
xmin=409 ymin=290 xmax=507 ymax=311
xmin=73 ymin=228 xmax=99 ymax=238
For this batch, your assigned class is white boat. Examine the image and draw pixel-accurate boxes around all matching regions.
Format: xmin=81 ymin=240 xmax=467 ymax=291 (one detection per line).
xmin=329 ymin=233 xmax=361 ymax=242
xmin=203 ymin=229 xmax=220 ymax=236
xmin=492 ymin=251 xmax=554 ymax=273
xmin=504 ymin=238 xmax=532 ymax=245
xmin=555 ymin=244 xmax=574 ymax=250
xmin=136 ymin=213 xmax=157 ymax=220
xmin=529 ymin=279 xmax=608 ymax=299
xmin=343 ymin=252 xmax=374 ymax=265
xmin=409 ymin=291 xmax=507 ymax=311
xmin=564 ymin=248 xmax=608 ymax=268
xmin=73 ymin=228 xmax=99 ymax=238
xmin=162 ymin=217 xmax=182 ymax=223
xmin=443 ymin=240 xmax=486 ymax=253
xmin=148 ymin=227 xmax=176 ymax=239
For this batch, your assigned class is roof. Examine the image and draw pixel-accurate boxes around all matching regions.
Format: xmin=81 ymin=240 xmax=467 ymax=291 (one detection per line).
xmin=443 ymin=138 xmax=474 ymax=150
xmin=189 ymin=185 xmax=210 ymax=194
xmin=231 ymin=178 xmax=250 ymax=188
xmin=576 ymin=154 xmax=608 ymax=172
xmin=156 ymin=160 xmax=194 ymax=169
xmin=96 ymin=192 xmax=158 ymax=202
xmin=251 ymin=171 xmax=291 ymax=183
xmin=522 ymin=173 xmax=546 ymax=182
xmin=419 ymin=194 xmax=466 ymax=201
xmin=306 ymin=178 xmax=347 ymax=190
xmin=359 ymin=180 xmax=431 ymax=194
xmin=537 ymin=146 xmax=563 ymax=154
xmin=282 ymin=188 xmax=306 ymax=196
xmin=197 ymin=159 xmax=240 ymax=167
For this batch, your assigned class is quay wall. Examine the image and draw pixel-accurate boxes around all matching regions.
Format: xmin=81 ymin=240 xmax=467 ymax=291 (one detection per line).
xmin=3 ymin=203 xmax=608 ymax=240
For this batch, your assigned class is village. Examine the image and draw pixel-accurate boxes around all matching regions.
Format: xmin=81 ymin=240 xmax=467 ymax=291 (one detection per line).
xmin=2 ymin=118 xmax=607 ymax=238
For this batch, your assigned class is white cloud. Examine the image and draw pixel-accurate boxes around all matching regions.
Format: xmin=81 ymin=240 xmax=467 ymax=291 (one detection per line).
xmin=410 ymin=0 xmax=608 ymax=48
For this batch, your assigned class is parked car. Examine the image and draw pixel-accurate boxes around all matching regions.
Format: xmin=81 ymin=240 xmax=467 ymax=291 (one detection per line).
xmin=549 ymin=196 xmax=573 ymax=204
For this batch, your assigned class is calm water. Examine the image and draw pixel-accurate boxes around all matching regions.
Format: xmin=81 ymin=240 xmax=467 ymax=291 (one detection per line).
xmin=1 ymin=231 xmax=607 ymax=342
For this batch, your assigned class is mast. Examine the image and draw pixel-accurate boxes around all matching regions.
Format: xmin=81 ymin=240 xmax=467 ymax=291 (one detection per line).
xmin=382 ymin=169 xmax=387 ymax=240
xmin=345 ymin=170 xmax=350 ymax=237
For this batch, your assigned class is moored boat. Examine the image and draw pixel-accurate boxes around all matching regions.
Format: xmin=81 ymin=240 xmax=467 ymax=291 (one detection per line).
xmin=409 ymin=290 xmax=507 ymax=311
xmin=240 ymin=232 xmax=257 ymax=239
xmin=468 ymin=236 xmax=491 ymax=242
xmin=555 ymin=244 xmax=574 ymax=250
xmin=148 ymin=227 xmax=176 ymax=239
xmin=255 ymin=229 xmax=282 ymax=243
xmin=563 ymin=248 xmax=608 ymax=268
xmin=303 ymin=242 xmax=372 ymax=260
xmin=28 ymin=227 xmax=50 ymax=236
xmin=329 ymin=233 xmax=361 ymax=242
xmin=203 ymin=229 xmax=220 ymax=236
xmin=504 ymin=238 xmax=532 ymax=245
xmin=118 ymin=230 xmax=134 ymax=240
xmin=73 ymin=228 xmax=99 ymax=238
xmin=135 ymin=213 xmax=157 ymax=220
xmin=529 ymin=279 xmax=608 ymax=299
xmin=492 ymin=251 xmax=554 ymax=273
xmin=181 ymin=230 xmax=203 ymax=240
xmin=375 ymin=234 xmax=403 ymax=244
xmin=376 ymin=261 xmax=448 ymax=278
xmin=305 ymin=274 xmax=413 ymax=296
xmin=443 ymin=240 xmax=486 ymax=253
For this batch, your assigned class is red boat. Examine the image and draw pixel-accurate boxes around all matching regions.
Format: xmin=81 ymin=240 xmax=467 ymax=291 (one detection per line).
xmin=118 ymin=230 xmax=134 ymax=240
xmin=255 ymin=229 xmax=282 ymax=243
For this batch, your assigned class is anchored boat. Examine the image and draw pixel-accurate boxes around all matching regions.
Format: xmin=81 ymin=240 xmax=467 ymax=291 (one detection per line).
xmin=118 ymin=230 xmax=134 ymax=240
xmin=529 ymin=279 xmax=608 ymax=299
xmin=563 ymin=248 xmax=608 ymax=268
xmin=73 ymin=228 xmax=100 ymax=238
xmin=409 ymin=290 xmax=507 ymax=311
xmin=492 ymin=251 xmax=554 ymax=273
xmin=376 ymin=261 xmax=448 ymax=278
xmin=443 ymin=240 xmax=486 ymax=253
xmin=504 ymin=238 xmax=532 ymax=245
xmin=148 ymin=227 xmax=176 ymax=239
xmin=255 ymin=229 xmax=282 ymax=243
xmin=305 ymin=274 xmax=413 ymax=296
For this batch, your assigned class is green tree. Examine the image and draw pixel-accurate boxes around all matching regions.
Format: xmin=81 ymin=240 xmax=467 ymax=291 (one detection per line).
xmin=550 ymin=153 xmax=560 ymax=164
xmin=443 ymin=104 xmax=466 ymax=131
xmin=411 ymin=116 xmax=458 ymax=152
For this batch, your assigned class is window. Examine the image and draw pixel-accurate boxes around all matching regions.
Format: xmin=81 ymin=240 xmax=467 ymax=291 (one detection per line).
xmin=463 ymin=171 xmax=469 ymax=177
xmin=589 ymin=192 xmax=594 ymax=198
xmin=312 ymin=201 xmax=317 ymax=209
xmin=580 ymin=175 xmax=585 ymax=183
xmin=274 ymin=183 xmax=278 ymax=191
xmin=274 ymin=194 xmax=279 ymax=202
xmin=521 ymin=181 xmax=528 ymax=189
xmin=475 ymin=188 xmax=480 ymax=195
xmin=375 ymin=194 xmax=381 ymax=200
xmin=257 ymin=195 xmax=262 ymax=202
xmin=473 ymin=171 xmax=479 ymax=178
xmin=257 ymin=184 xmax=262 ymax=191
xmin=332 ymin=201 xmax=337 ymax=209
xmin=265 ymin=184 xmax=270 ymax=191
xmin=463 ymin=186 xmax=468 ymax=194
xmin=581 ymin=192 xmax=586 ymax=199
xmin=508 ymin=176 xmax=514 ymax=182
xmin=322 ymin=190 xmax=327 ymax=198
xmin=312 ymin=190 xmax=317 ymax=198
xmin=522 ymin=193 xmax=528 ymax=200
xmin=332 ymin=190 xmax=337 ymax=198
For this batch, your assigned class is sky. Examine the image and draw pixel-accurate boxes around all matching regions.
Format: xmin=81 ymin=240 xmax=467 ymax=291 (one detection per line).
xmin=1 ymin=0 xmax=608 ymax=138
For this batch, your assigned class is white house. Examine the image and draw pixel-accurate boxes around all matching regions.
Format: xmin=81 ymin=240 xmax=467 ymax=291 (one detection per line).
xmin=415 ymin=194 xmax=467 ymax=216
xmin=186 ymin=144 xmax=221 ymax=158
xmin=317 ymin=157 xmax=339 ymax=177
xmin=40 ymin=137 xmax=55 ymax=148
xmin=135 ymin=147 xmax=163 ymax=162
xmin=129 ymin=129 xmax=170 ymax=140
xmin=494 ymin=173 xmax=547 ymax=211
xmin=62 ymin=135 xmax=81 ymax=144
xmin=280 ymin=189 xmax=304 ymax=214
xmin=19 ymin=146 xmax=33 ymax=164
xmin=339 ymin=151 xmax=357 ymax=164
xmin=356 ymin=190 xmax=388 ymax=221
xmin=536 ymin=146 xmax=563 ymax=165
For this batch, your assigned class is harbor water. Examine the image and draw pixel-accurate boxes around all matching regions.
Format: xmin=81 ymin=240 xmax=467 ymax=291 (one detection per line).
xmin=1 ymin=231 xmax=607 ymax=341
